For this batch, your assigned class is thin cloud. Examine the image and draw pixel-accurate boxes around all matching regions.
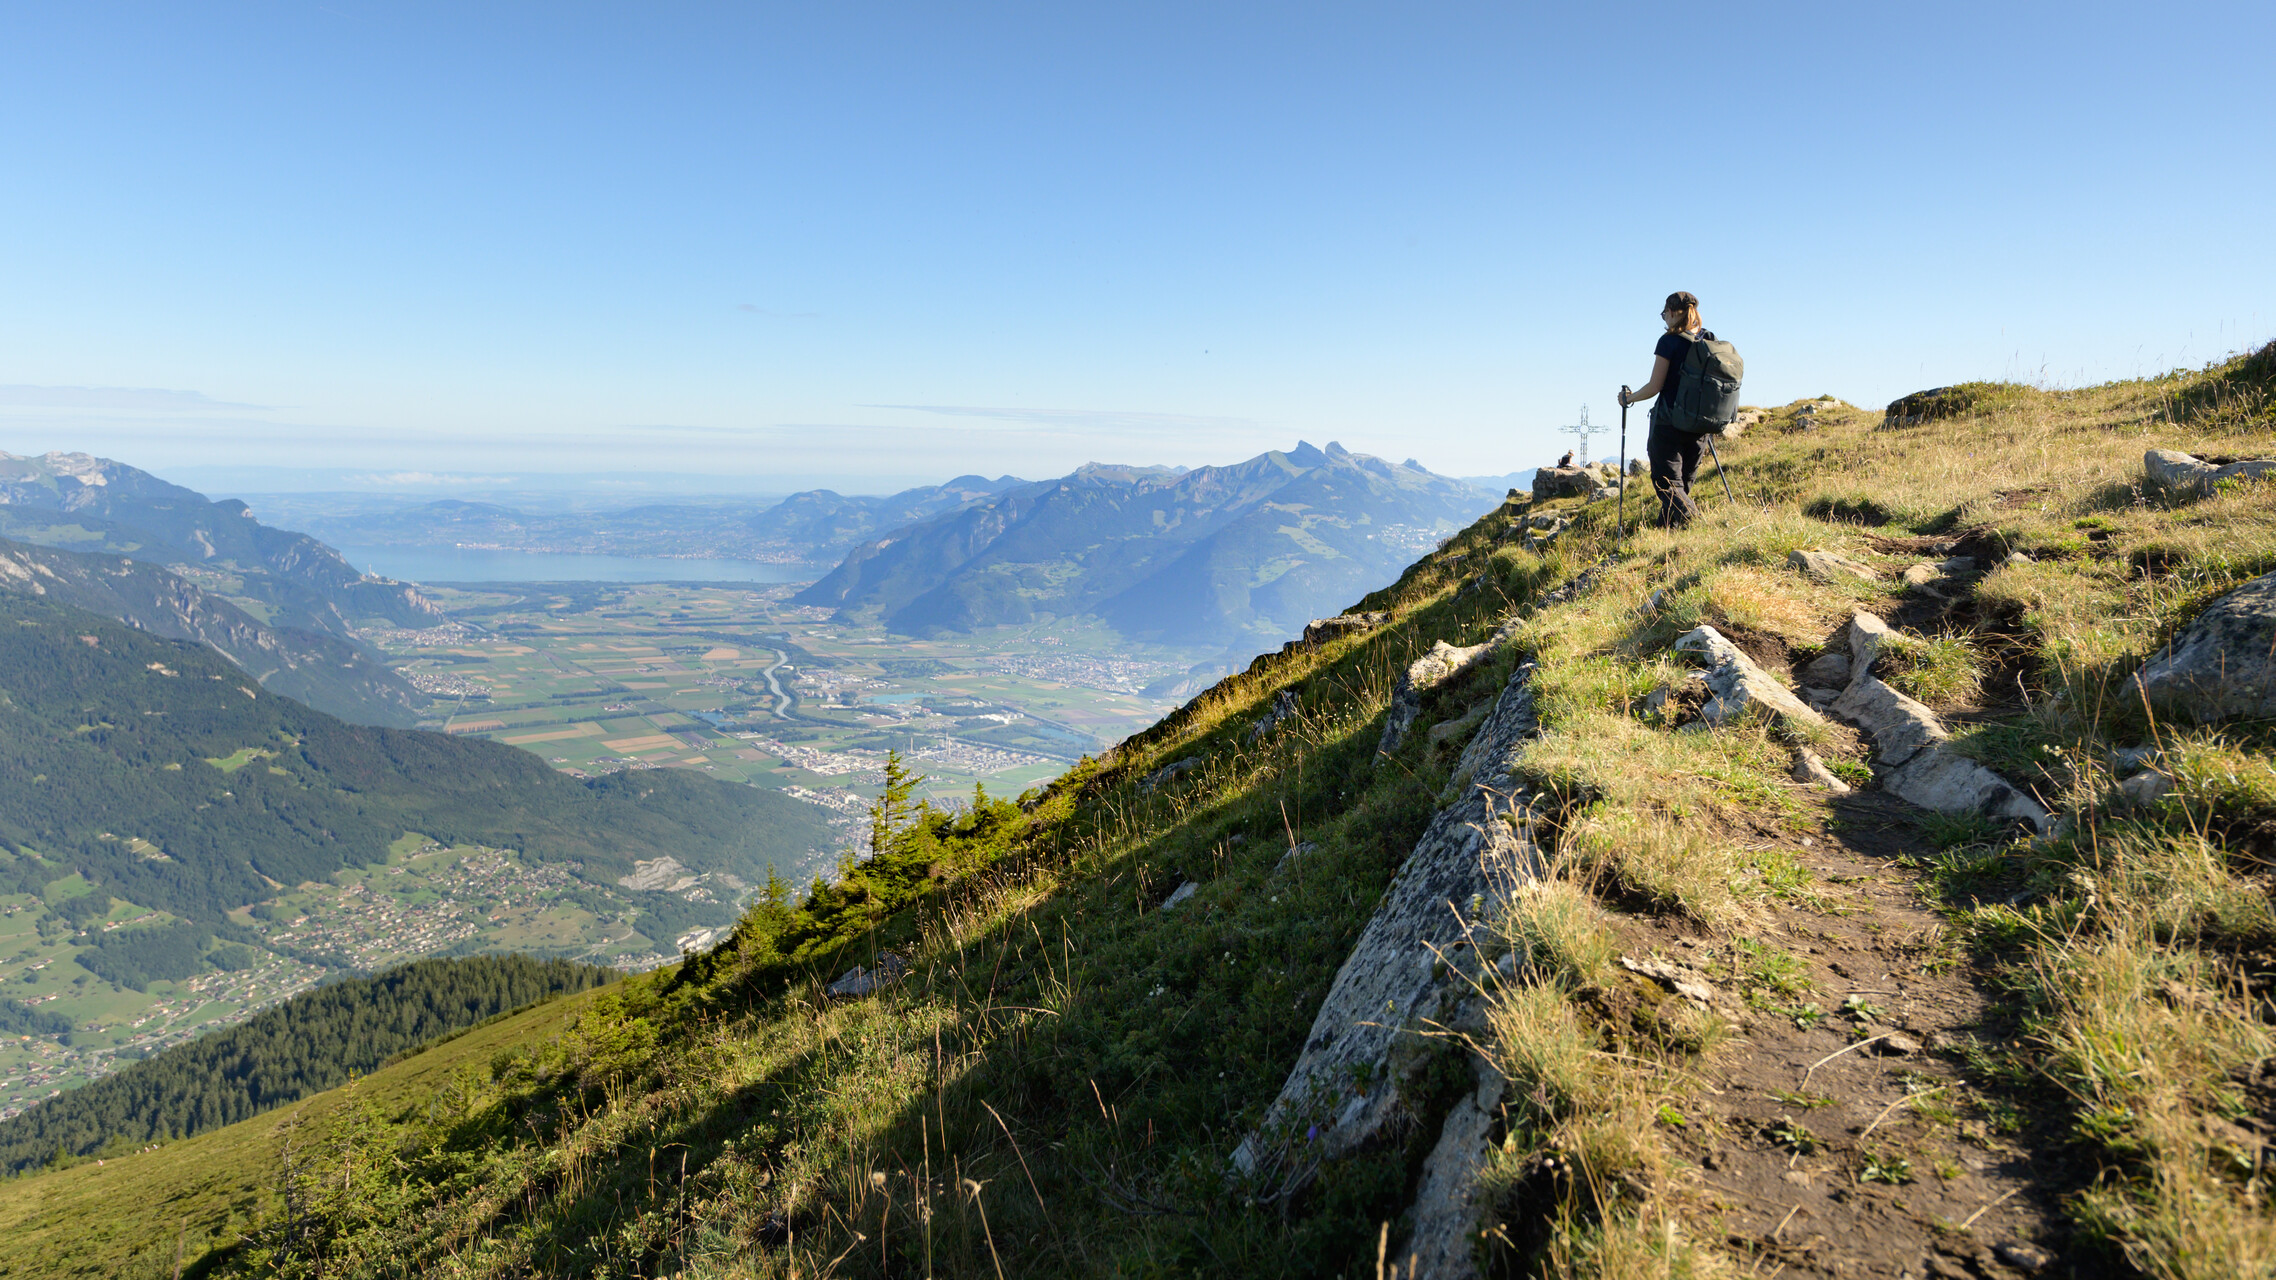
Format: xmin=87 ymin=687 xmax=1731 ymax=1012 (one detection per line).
xmin=864 ymin=404 xmax=1258 ymax=432
xmin=0 ymin=384 xmax=270 ymax=412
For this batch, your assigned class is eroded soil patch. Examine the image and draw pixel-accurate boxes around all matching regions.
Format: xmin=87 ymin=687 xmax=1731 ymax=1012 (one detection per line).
xmin=1616 ymin=791 xmax=2100 ymax=1278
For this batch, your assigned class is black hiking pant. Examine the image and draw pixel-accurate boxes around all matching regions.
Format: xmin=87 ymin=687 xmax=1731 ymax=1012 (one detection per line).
xmin=1646 ymin=412 xmax=1702 ymax=528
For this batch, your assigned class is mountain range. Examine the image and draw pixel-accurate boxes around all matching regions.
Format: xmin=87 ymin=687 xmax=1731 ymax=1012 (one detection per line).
xmin=0 ymin=450 xmax=447 ymax=726
xmin=0 ymin=537 xmax=429 ymax=727
xmin=261 ymin=474 xmax=1031 ymax=567
xmin=0 ymin=451 xmax=440 ymax=638
xmin=795 ymin=441 xmax=1495 ymax=648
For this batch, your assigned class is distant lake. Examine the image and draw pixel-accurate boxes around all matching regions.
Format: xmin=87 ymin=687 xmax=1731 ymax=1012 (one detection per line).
xmin=339 ymin=546 xmax=826 ymax=585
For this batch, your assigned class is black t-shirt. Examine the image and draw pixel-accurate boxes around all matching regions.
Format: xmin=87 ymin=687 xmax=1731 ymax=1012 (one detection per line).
xmin=1654 ymin=328 xmax=1711 ymax=396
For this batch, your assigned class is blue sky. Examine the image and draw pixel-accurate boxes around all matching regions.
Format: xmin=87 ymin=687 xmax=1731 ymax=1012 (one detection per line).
xmin=0 ymin=2 xmax=2269 ymax=492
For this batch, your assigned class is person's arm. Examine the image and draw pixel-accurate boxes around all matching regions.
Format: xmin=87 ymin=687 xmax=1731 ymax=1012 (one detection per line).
xmin=1620 ymin=356 xmax=1671 ymax=407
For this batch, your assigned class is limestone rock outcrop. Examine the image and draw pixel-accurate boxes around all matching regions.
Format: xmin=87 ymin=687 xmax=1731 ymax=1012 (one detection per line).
xmin=2131 ymin=569 xmax=2276 ymax=722
xmin=1247 ymin=688 xmax=1300 ymax=742
xmin=1789 ymin=549 xmax=1881 ymax=584
xmin=1673 ymin=625 xmax=1825 ymax=730
xmin=1829 ymin=612 xmax=2048 ymax=829
xmin=1139 ymin=756 xmax=1203 ymax=793
xmin=825 ymin=953 xmax=909 ymax=999
xmin=2144 ymin=449 xmax=2276 ymax=498
xmin=1531 ymin=464 xmax=1612 ymax=500
xmin=1378 ymin=631 xmax=1508 ymax=753
xmin=1235 ymin=667 xmax=1541 ymax=1232
xmin=1302 ymin=611 xmax=1390 ymax=647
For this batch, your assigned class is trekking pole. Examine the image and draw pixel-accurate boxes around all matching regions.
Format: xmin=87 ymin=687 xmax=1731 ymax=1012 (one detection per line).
xmin=1616 ymin=388 xmax=1630 ymax=537
xmin=1704 ymin=434 xmax=1736 ymax=505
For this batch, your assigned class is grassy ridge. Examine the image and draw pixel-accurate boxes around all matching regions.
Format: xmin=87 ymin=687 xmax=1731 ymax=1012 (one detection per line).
xmin=4 ymin=342 xmax=2273 ymax=1277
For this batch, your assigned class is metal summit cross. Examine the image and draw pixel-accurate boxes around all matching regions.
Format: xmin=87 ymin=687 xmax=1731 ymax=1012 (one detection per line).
xmin=1557 ymin=406 xmax=1600 ymax=464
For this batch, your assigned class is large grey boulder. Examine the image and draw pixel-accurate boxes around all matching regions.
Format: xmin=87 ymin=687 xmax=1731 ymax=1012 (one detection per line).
xmin=2132 ymin=569 xmax=2276 ymax=722
xmin=1531 ymin=465 xmax=1603 ymax=500
xmin=2144 ymin=449 xmax=2276 ymax=498
xmin=1673 ymin=625 xmax=1825 ymax=730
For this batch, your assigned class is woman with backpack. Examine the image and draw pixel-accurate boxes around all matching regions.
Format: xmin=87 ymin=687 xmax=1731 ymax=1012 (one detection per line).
xmin=1617 ymin=291 xmax=1714 ymax=528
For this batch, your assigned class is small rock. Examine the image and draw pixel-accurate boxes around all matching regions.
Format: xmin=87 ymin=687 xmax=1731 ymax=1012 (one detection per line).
xmin=1873 ymin=1029 xmax=1924 ymax=1055
xmin=1139 ymin=756 xmax=1203 ymax=793
xmin=2006 ymin=551 xmax=2035 ymax=566
xmin=1789 ymin=549 xmax=1881 ymax=583
xmin=1995 ymin=1240 xmax=2053 ymax=1271
xmin=1247 ymin=689 xmax=1300 ymax=742
xmin=1619 ymin=955 xmax=1716 ymax=1005
xmin=1797 ymin=652 xmax=1851 ymax=686
xmin=1638 ymin=672 xmax=1705 ymax=723
xmin=1939 ymin=556 xmax=1979 ymax=575
xmin=1160 ymin=881 xmax=1198 ymax=911
xmin=2115 ymin=769 xmax=2172 ymax=809
xmin=1791 ymin=749 xmax=1853 ymax=793
xmin=1900 ymin=563 xmax=1944 ymax=593
xmin=1924 ymin=1255 xmax=1973 ymax=1280
xmin=1301 ymin=612 xmax=1389 ymax=647
xmin=2109 ymin=744 xmax=2159 ymax=773
xmin=1427 ymin=700 xmax=1493 ymax=746
xmin=1379 ymin=638 xmax=1498 ymax=752
xmin=825 ymin=953 xmax=910 ymax=999
xmin=1274 ymin=842 xmax=1319 ymax=873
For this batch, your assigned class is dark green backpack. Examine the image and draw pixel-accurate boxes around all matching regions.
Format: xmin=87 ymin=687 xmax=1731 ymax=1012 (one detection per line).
xmin=1663 ymin=331 xmax=1745 ymax=435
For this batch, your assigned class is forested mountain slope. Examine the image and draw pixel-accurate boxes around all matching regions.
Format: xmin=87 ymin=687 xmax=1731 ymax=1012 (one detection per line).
xmin=0 ymin=591 xmax=832 ymax=923
xmin=5 ymin=345 xmax=2273 ymax=1279
xmin=0 ymin=450 xmax=438 ymax=640
xmin=798 ymin=441 xmax=1493 ymax=647
xmin=0 ymin=535 xmax=427 ymax=727
xmin=0 ymin=954 xmax=612 ymax=1173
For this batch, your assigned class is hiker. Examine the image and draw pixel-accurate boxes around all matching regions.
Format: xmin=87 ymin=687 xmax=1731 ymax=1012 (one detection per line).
xmin=1617 ymin=291 xmax=1712 ymax=527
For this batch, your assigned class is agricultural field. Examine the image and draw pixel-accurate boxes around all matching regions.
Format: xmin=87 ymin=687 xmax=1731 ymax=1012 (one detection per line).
xmin=372 ymin=581 xmax=1211 ymax=810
